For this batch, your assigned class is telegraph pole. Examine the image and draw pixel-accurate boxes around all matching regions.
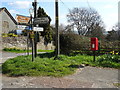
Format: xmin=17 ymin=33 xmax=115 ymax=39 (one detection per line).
xmin=32 ymin=0 xmax=37 ymax=57
xmin=55 ymin=0 xmax=60 ymax=59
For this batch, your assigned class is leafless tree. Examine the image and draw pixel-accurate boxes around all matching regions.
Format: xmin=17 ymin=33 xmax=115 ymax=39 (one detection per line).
xmin=67 ymin=7 xmax=105 ymax=36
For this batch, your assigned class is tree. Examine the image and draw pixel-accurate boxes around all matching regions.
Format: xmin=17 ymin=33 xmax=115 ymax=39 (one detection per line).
xmin=67 ymin=7 xmax=105 ymax=38
xmin=113 ymin=24 xmax=120 ymax=40
xmin=88 ymin=23 xmax=105 ymax=40
xmin=37 ymin=7 xmax=53 ymax=44
xmin=106 ymin=24 xmax=120 ymax=41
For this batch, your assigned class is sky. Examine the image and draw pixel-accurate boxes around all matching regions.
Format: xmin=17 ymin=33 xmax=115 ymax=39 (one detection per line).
xmin=0 ymin=0 xmax=119 ymax=31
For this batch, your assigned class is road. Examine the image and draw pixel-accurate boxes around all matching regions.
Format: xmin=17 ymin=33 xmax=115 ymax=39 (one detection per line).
xmin=1 ymin=51 xmax=34 ymax=64
xmin=0 ymin=51 xmax=119 ymax=88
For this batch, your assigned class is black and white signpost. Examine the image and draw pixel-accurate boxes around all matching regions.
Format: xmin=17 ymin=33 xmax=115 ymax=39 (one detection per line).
xmin=32 ymin=0 xmax=50 ymax=58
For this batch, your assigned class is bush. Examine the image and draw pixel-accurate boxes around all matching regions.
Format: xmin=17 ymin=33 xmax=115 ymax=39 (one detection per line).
xmin=97 ymin=54 xmax=120 ymax=63
xmin=60 ymin=33 xmax=90 ymax=54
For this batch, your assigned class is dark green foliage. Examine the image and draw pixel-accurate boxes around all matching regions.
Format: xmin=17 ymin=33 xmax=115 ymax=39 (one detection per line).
xmin=87 ymin=23 xmax=105 ymax=40
xmin=99 ymin=41 xmax=120 ymax=55
xmin=92 ymin=55 xmax=120 ymax=69
xmin=60 ymin=33 xmax=90 ymax=54
xmin=37 ymin=7 xmax=53 ymax=44
xmin=106 ymin=30 xmax=118 ymax=41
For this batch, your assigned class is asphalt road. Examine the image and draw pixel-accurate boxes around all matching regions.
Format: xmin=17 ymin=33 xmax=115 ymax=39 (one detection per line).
xmin=0 ymin=51 xmax=45 ymax=64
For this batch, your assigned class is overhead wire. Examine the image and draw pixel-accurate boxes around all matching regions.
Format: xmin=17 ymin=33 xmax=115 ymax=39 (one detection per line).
xmin=86 ymin=0 xmax=92 ymax=10
xmin=59 ymin=0 xmax=71 ymax=11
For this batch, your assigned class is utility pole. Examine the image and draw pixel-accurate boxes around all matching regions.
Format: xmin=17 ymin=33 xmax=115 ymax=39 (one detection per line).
xmin=32 ymin=0 xmax=37 ymax=57
xmin=55 ymin=0 xmax=60 ymax=59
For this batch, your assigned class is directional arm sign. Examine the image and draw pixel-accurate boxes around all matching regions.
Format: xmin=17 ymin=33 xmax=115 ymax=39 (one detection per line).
xmin=33 ymin=17 xmax=49 ymax=25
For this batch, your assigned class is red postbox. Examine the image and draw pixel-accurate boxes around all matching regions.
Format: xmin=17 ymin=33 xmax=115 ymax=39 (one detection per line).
xmin=90 ymin=37 xmax=98 ymax=51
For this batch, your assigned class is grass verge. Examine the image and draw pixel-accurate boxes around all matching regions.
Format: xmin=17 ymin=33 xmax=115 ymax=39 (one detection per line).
xmin=2 ymin=53 xmax=120 ymax=77
xmin=3 ymin=48 xmax=54 ymax=53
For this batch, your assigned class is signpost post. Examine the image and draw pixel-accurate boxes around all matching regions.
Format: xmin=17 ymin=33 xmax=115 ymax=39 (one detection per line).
xmin=32 ymin=0 xmax=37 ymax=58
xmin=31 ymin=0 xmax=50 ymax=58
xmin=30 ymin=31 xmax=35 ymax=62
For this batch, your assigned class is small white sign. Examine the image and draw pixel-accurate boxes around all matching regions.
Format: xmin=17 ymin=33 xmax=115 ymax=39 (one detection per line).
xmin=17 ymin=25 xmax=28 ymax=30
xmin=33 ymin=27 xmax=43 ymax=31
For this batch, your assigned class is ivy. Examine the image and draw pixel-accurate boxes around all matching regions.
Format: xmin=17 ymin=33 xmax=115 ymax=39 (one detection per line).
xmin=37 ymin=7 xmax=53 ymax=45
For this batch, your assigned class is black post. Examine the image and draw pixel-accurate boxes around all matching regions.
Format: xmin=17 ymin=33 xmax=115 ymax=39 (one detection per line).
xmin=32 ymin=34 xmax=34 ymax=62
xmin=98 ymin=42 xmax=100 ymax=55
xmin=55 ymin=0 xmax=60 ymax=59
xmin=27 ymin=31 xmax=29 ymax=56
xmin=93 ymin=51 xmax=96 ymax=62
xmin=32 ymin=0 xmax=37 ymax=57
xmin=30 ymin=15 xmax=34 ymax=62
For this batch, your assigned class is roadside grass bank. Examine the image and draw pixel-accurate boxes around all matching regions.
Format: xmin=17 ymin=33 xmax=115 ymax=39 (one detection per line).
xmin=2 ymin=48 xmax=54 ymax=53
xmin=2 ymin=52 xmax=120 ymax=77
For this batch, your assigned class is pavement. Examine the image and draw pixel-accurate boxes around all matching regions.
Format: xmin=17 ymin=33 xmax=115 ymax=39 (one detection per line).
xmin=65 ymin=66 xmax=119 ymax=88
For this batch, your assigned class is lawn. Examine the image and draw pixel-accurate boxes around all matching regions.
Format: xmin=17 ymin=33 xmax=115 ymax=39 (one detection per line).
xmin=2 ymin=52 xmax=120 ymax=77
xmin=3 ymin=47 xmax=54 ymax=53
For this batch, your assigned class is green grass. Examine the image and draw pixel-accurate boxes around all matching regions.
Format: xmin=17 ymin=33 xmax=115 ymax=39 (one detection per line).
xmin=2 ymin=53 xmax=120 ymax=77
xmin=3 ymin=48 xmax=54 ymax=53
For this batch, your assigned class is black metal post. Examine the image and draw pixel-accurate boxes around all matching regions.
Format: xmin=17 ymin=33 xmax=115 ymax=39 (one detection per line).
xmin=27 ymin=31 xmax=29 ymax=56
xmin=55 ymin=0 xmax=60 ymax=59
xmin=32 ymin=0 xmax=37 ymax=57
xmin=32 ymin=35 xmax=34 ymax=62
xmin=30 ymin=14 xmax=34 ymax=62
xmin=93 ymin=51 xmax=96 ymax=62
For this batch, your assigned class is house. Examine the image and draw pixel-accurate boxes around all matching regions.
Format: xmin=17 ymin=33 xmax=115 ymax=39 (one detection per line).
xmin=0 ymin=7 xmax=17 ymax=34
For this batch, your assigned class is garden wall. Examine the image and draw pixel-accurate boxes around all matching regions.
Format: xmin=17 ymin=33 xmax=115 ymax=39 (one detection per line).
xmin=2 ymin=36 xmax=55 ymax=50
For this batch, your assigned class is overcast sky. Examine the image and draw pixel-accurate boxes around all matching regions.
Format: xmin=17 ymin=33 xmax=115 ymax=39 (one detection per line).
xmin=1 ymin=0 xmax=119 ymax=31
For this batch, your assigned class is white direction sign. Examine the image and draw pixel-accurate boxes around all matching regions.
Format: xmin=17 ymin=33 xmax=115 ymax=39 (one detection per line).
xmin=33 ymin=17 xmax=49 ymax=25
xmin=17 ymin=25 xmax=28 ymax=30
xmin=33 ymin=27 xmax=43 ymax=31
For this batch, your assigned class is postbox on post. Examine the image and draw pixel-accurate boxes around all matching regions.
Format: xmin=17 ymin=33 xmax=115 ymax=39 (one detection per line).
xmin=90 ymin=37 xmax=98 ymax=62
xmin=91 ymin=37 xmax=98 ymax=51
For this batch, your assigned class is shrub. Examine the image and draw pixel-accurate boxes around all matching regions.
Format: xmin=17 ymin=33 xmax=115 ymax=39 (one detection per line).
xmin=97 ymin=54 xmax=120 ymax=63
xmin=60 ymin=33 xmax=90 ymax=54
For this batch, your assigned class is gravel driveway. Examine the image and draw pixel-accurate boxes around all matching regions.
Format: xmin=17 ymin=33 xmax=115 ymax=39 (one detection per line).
xmin=0 ymin=52 xmax=119 ymax=88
